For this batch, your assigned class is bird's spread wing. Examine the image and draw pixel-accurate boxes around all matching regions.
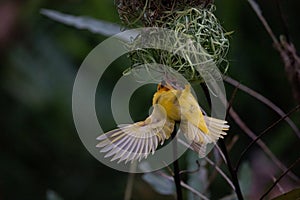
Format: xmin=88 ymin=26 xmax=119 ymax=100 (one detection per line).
xmin=96 ymin=105 xmax=175 ymax=163
xmin=180 ymin=116 xmax=228 ymax=157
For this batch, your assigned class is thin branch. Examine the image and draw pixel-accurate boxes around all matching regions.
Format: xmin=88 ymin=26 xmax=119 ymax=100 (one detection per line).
xmin=259 ymin=157 xmax=300 ymax=200
xmin=215 ymin=75 xmax=300 ymax=181
xmin=271 ymin=175 xmax=285 ymax=194
xmin=215 ymin=144 xmax=227 ymax=165
xmin=205 ymin=136 xmax=238 ymax=190
xmin=227 ymin=135 xmax=239 ymax=152
xmin=205 ymin=157 xmax=235 ymax=191
xmin=229 ymin=108 xmax=300 ymax=182
xmin=180 ymin=181 xmax=209 ymax=200
xmin=275 ymin=0 xmax=291 ymax=42
xmin=171 ymin=126 xmax=183 ymax=200
xmin=226 ymin=81 xmax=240 ymax=114
xmin=163 ymin=161 xmax=175 ymax=176
xmin=178 ymin=139 xmax=234 ymax=191
xmin=224 ymin=76 xmax=300 ymax=139
xmin=124 ymin=173 xmax=135 ymax=200
xmin=179 ymin=160 xmax=200 ymax=175
xmin=201 ymin=83 xmax=244 ymax=200
xmin=205 ymin=149 xmax=222 ymax=190
xmin=235 ymin=105 xmax=300 ymax=171
xmin=247 ymin=0 xmax=280 ymax=46
xmin=157 ymin=171 xmax=210 ymax=200
xmin=124 ymin=162 xmax=137 ymax=200
xmin=248 ymin=0 xmax=300 ymax=104
xmin=219 ymin=140 xmax=244 ymax=200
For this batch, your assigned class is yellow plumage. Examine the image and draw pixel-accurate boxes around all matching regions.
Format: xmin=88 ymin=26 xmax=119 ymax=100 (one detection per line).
xmin=96 ymin=82 xmax=229 ymax=163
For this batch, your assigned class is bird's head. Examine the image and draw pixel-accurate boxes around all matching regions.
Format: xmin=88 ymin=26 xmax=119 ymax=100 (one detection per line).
xmin=157 ymin=80 xmax=185 ymax=91
xmin=157 ymin=80 xmax=174 ymax=92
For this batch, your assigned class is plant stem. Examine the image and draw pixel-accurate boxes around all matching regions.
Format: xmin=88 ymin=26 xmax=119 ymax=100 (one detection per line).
xmin=229 ymin=107 xmax=300 ymax=182
xmin=259 ymin=157 xmax=300 ymax=200
xmin=200 ymin=83 xmax=244 ymax=200
xmin=219 ymin=140 xmax=244 ymax=200
xmin=235 ymin=105 xmax=300 ymax=171
xmin=124 ymin=173 xmax=135 ymax=200
xmin=224 ymin=76 xmax=300 ymax=139
xmin=171 ymin=125 xmax=183 ymax=200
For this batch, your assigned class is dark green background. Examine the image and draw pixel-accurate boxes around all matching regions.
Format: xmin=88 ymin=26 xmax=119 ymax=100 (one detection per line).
xmin=1 ymin=0 xmax=299 ymax=199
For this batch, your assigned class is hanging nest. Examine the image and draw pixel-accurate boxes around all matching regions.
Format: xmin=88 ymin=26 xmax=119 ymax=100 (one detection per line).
xmin=117 ymin=0 xmax=230 ymax=82
xmin=116 ymin=0 xmax=213 ymax=27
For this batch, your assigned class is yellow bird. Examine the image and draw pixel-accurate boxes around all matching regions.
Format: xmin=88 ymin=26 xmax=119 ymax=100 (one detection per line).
xmin=96 ymin=81 xmax=229 ymax=163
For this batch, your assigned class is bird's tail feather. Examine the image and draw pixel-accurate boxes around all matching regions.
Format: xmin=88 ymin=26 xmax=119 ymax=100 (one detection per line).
xmin=181 ymin=116 xmax=229 ymax=157
xmin=204 ymin=116 xmax=228 ymax=141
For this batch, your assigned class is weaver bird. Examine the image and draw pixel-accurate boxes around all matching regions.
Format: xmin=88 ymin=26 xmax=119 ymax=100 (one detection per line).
xmin=96 ymin=81 xmax=229 ymax=163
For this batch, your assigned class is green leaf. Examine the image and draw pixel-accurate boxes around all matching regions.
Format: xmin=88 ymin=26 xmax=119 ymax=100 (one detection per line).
xmin=142 ymin=172 xmax=175 ymax=195
xmin=40 ymin=9 xmax=121 ymax=37
xmin=46 ymin=190 xmax=63 ymax=200
xmin=238 ymin=162 xmax=252 ymax=198
xmin=187 ymin=151 xmax=208 ymax=200
xmin=219 ymin=193 xmax=238 ymax=200
xmin=271 ymin=188 xmax=300 ymax=200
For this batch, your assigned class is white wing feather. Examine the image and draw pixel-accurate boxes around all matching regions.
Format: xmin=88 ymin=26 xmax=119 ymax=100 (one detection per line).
xmin=96 ymin=105 xmax=175 ymax=163
xmin=180 ymin=116 xmax=228 ymax=157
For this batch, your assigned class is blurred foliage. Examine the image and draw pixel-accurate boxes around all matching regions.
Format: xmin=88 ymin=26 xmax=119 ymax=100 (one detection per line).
xmin=0 ymin=0 xmax=300 ymax=200
xmin=142 ymin=172 xmax=175 ymax=195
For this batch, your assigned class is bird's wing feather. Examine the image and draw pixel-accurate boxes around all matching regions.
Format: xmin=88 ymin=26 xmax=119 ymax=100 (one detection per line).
xmin=179 ymin=85 xmax=209 ymax=133
xmin=180 ymin=116 xmax=228 ymax=157
xmin=96 ymin=105 xmax=175 ymax=163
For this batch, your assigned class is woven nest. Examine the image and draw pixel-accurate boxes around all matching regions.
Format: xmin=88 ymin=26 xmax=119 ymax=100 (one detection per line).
xmin=117 ymin=1 xmax=230 ymax=82
xmin=116 ymin=0 xmax=213 ymax=27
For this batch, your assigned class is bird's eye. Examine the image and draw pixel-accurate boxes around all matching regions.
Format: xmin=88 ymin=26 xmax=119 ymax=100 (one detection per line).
xmin=157 ymin=84 xmax=162 ymax=91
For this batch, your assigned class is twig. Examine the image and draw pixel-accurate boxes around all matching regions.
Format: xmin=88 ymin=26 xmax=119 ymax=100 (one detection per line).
xmin=214 ymin=144 xmax=227 ymax=165
xmin=248 ymin=0 xmax=300 ymax=104
xmin=247 ymin=0 xmax=279 ymax=46
xmin=259 ymin=157 xmax=300 ymax=200
xmin=226 ymin=81 xmax=240 ymax=114
xmin=271 ymin=175 xmax=285 ymax=194
xmin=275 ymin=0 xmax=291 ymax=42
xmin=224 ymin=76 xmax=300 ymax=139
xmin=219 ymin=140 xmax=244 ymax=200
xmin=171 ymin=126 xmax=183 ymax=200
xmin=205 ymin=157 xmax=235 ymax=190
xmin=206 ymin=136 xmax=238 ymax=190
xmin=157 ymin=171 xmax=210 ymax=200
xmin=229 ymin=108 xmax=300 ymax=182
xmin=201 ymin=83 xmax=244 ymax=200
xmin=124 ymin=173 xmax=135 ymax=200
xmin=205 ymin=84 xmax=240 ymax=188
xmin=124 ymin=162 xmax=137 ymax=200
xmin=179 ymin=160 xmax=200 ymax=175
xmin=235 ymin=105 xmax=300 ymax=171
xmin=180 ymin=181 xmax=209 ymax=200
xmin=227 ymin=135 xmax=239 ymax=152
xmin=178 ymin=139 xmax=234 ymax=192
